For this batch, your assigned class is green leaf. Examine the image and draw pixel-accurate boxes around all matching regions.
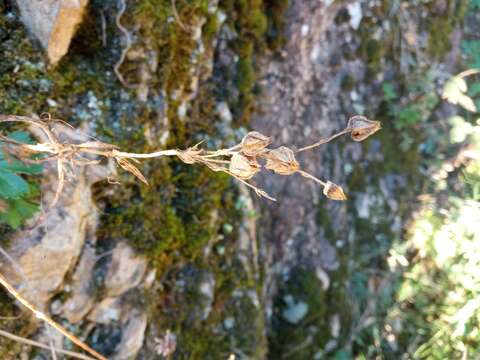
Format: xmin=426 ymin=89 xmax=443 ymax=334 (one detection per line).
xmin=382 ymin=82 xmax=397 ymax=101
xmin=0 ymin=131 xmax=35 ymax=160
xmin=0 ymin=159 xmax=42 ymax=174
xmin=0 ymin=206 xmax=22 ymax=228
xmin=0 ymin=170 xmax=29 ymax=198
xmin=8 ymin=131 xmax=34 ymax=144
xmin=0 ymin=198 xmax=39 ymax=229
xmin=469 ymin=82 xmax=480 ymax=97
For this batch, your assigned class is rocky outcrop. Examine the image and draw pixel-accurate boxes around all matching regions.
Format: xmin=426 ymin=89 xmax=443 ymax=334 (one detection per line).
xmin=1 ymin=123 xmax=113 ymax=310
xmin=16 ymin=0 xmax=89 ymax=65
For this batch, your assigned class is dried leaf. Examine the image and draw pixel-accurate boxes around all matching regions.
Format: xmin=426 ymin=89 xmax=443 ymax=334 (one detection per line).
xmin=323 ymin=181 xmax=347 ymax=201
xmin=241 ymin=131 xmax=271 ymax=156
xmin=116 ymin=158 xmax=148 ymax=185
xmin=264 ymin=146 xmax=299 ymax=175
xmin=347 ymin=116 xmax=382 ymax=142
xmin=229 ymin=153 xmax=260 ymax=180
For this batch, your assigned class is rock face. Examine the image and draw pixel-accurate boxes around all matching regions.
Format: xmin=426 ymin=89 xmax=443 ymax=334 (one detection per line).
xmin=104 ymin=241 xmax=147 ymax=298
xmin=1 ymin=124 xmax=112 ymax=309
xmin=16 ymin=0 xmax=89 ymax=65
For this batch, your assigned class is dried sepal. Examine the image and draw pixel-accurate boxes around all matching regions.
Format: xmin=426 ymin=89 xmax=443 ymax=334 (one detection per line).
xmin=116 ymin=157 xmax=148 ymax=185
xmin=229 ymin=153 xmax=260 ymax=180
xmin=264 ymin=146 xmax=299 ymax=175
xmin=323 ymin=181 xmax=347 ymax=201
xmin=177 ymin=148 xmax=199 ymax=164
xmin=347 ymin=116 xmax=382 ymax=142
xmin=241 ymin=131 xmax=271 ymax=156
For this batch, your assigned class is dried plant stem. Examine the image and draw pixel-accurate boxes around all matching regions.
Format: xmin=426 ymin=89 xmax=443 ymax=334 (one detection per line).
xmin=112 ymin=149 xmax=179 ymax=158
xmin=1 ymin=113 xmax=381 ymax=205
xmin=296 ymin=170 xmax=327 ymax=186
xmin=0 ymin=273 xmax=106 ymax=360
xmin=297 ymin=128 xmax=351 ymax=152
xmin=0 ymin=328 xmax=96 ymax=360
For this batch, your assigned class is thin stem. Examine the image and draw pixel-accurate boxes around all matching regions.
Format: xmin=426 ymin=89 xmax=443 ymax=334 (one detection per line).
xmin=297 ymin=128 xmax=350 ymax=152
xmin=296 ymin=170 xmax=327 ymax=187
xmin=0 ymin=273 xmax=107 ymax=360
xmin=224 ymin=170 xmax=276 ymax=201
xmin=0 ymin=328 xmax=96 ymax=360
xmin=112 ymin=149 xmax=179 ymax=158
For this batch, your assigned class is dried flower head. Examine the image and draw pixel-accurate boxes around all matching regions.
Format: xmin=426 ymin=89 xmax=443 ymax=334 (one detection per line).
xmin=229 ymin=153 xmax=261 ymax=180
xmin=241 ymin=131 xmax=271 ymax=156
xmin=264 ymin=146 xmax=299 ymax=175
xmin=347 ymin=116 xmax=382 ymax=142
xmin=323 ymin=181 xmax=347 ymax=201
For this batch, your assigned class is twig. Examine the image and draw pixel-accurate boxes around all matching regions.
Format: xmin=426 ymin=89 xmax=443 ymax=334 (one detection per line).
xmin=297 ymin=128 xmax=350 ymax=152
xmin=296 ymin=170 xmax=326 ymax=186
xmin=0 ymin=273 xmax=107 ymax=360
xmin=0 ymin=328 xmax=96 ymax=360
xmin=46 ymin=324 xmax=58 ymax=360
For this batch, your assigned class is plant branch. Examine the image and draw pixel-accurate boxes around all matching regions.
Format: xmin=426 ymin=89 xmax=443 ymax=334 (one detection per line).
xmin=0 ymin=272 xmax=107 ymax=360
xmin=0 ymin=328 xmax=96 ymax=360
xmin=297 ymin=128 xmax=351 ymax=152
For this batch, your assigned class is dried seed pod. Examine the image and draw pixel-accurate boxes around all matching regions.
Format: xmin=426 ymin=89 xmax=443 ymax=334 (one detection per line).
xmin=241 ymin=131 xmax=271 ymax=156
xmin=229 ymin=153 xmax=260 ymax=179
xmin=323 ymin=181 xmax=347 ymax=201
xmin=347 ymin=116 xmax=382 ymax=142
xmin=264 ymin=146 xmax=299 ymax=175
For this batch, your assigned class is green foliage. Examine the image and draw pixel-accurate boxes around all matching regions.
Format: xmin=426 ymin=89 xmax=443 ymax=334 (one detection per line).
xmin=462 ymin=40 xmax=480 ymax=68
xmin=391 ymin=183 xmax=480 ymax=358
xmin=0 ymin=131 xmax=42 ymax=228
xmin=380 ymin=74 xmax=440 ymax=159
xmin=269 ymin=267 xmax=351 ymax=358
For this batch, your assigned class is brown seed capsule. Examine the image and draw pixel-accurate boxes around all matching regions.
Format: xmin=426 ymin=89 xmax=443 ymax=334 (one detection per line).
xmin=229 ymin=153 xmax=261 ymax=180
xmin=347 ymin=116 xmax=382 ymax=142
xmin=264 ymin=146 xmax=299 ymax=175
xmin=323 ymin=181 xmax=347 ymax=201
xmin=241 ymin=131 xmax=271 ymax=156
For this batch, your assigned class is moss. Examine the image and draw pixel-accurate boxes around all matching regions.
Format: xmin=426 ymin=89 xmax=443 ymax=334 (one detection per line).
xmin=218 ymin=0 xmax=271 ymax=125
xmin=427 ymin=0 xmax=469 ymax=59
xmin=264 ymin=0 xmax=288 ymax=51
xmin=427 ymin=17 xmax=454 ymax=59
xmin=341 ymin=73 xmax=356 ymax=91
xmin=269 ymin=267 xmax=351 ymax=358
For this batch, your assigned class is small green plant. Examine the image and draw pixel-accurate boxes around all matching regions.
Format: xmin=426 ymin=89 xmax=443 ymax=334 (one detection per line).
xmin=0 ymin=131 xmax=42 ymax=228
xmin=382 ymin=72 xmax=440 ymax=131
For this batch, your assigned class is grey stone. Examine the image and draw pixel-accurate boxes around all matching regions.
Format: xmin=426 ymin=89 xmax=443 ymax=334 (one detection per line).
xmin=16 ymin=0 xmax=89 ymax=65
